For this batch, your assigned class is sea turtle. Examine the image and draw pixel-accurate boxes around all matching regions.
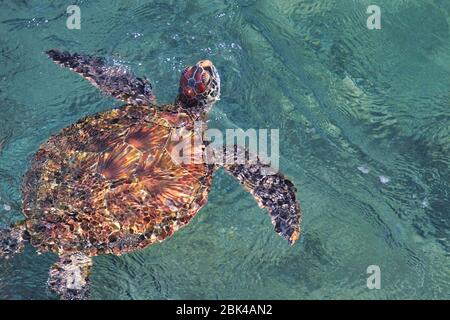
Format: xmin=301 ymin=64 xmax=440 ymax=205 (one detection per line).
xmin=0 ymin=49 xmax=302 ymax=300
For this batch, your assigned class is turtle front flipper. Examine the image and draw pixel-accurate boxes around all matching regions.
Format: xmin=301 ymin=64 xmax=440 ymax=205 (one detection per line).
xmin=46 ymin=49 xmax=155 ymax=106
xmin=217 ymin=146 xmax=302 ymax=245
xmin=48 ymin=253 xmax=93 ymax=300
xmin=0 ymin=223 xmax=28 ymax=259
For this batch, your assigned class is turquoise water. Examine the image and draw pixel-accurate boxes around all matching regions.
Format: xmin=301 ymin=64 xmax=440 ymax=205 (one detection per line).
xmin=0 ymin=0 xmax=449 ymax=299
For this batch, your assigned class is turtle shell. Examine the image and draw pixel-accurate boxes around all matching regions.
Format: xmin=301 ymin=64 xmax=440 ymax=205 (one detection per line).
xmin=22 ymin=104 xmax=212 ymax=256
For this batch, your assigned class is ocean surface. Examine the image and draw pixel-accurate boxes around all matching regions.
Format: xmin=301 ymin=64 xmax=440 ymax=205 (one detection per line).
xmin=0 ymin=0 xmax=449 ymax=299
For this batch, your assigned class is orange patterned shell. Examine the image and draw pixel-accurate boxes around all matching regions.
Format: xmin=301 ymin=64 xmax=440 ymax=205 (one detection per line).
xmin=22 ymin=105 xmax=212 ymax=256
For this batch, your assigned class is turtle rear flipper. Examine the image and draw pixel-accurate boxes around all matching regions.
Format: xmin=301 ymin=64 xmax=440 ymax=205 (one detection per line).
xmin=218 ymin=146 xmax=302 ymax=245
xmin=0 ymin=223 xmax=28 ymax=259
xmin=48 ymin=253 xmax=93 ymax=300
xmin=46 ymin=49 xmax=155 ymax=106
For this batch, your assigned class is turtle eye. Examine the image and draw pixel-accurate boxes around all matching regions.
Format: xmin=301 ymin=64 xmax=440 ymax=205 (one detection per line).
xmin=183 ymin=87 xmax=195 ymax=98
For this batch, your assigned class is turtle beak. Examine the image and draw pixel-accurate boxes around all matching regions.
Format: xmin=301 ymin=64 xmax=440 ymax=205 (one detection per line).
xmin=196 ymin=60 xmax=220 ymax=101
xmin=197 ymin=60 xmax=214 ymax=69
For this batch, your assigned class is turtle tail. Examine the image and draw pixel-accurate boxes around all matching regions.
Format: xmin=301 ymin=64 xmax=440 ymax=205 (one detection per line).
xmin=0 ymin=222 xmax=28 ymax=259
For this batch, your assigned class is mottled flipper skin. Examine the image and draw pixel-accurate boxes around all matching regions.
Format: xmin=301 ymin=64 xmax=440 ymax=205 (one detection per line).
xmin=46 ymin=49 xmax=155 ymax=106
xmin=217 ymin=146 xmax=301 ymax=244
xmin=48 ymin=253 xmax=92 ymax=300
xmin=0 ymin=224 xmax=28 ymax=258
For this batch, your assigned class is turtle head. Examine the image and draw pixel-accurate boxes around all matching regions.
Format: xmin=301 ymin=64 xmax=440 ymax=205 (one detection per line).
xmin=176 ymin=60 xmax=220 ymax=118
